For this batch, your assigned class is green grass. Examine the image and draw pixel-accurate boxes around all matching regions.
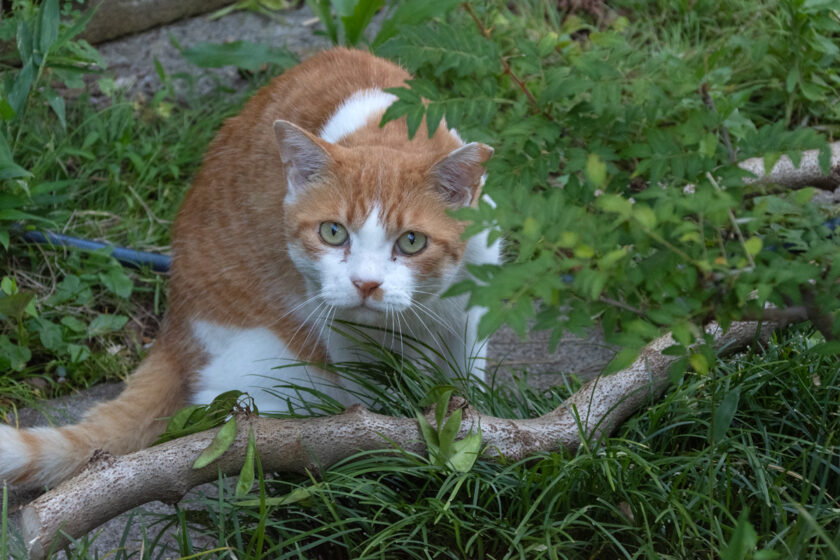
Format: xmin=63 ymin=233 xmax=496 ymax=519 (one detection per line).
xmin=4 ymin=327 xmax=837 ymax=559
xmin=1 ymin=67 xmax=272 ymax=416
xmin=2 ymin=0 xmax=840 ymax=558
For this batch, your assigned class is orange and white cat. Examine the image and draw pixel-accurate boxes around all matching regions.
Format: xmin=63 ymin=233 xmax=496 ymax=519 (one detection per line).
xmin=0 ymin=48 xmax=500 ymax=489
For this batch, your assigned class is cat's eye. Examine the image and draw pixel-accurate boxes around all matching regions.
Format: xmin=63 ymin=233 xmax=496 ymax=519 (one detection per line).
xmin=396 ymin=231 xmax=427 ymax=255
xmin=319 ymin=222 xmax=349 ymax=246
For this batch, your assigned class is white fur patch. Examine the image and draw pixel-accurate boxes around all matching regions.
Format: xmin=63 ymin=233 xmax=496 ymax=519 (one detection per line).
xmin=0 ymin=425 xmax=29 ymax=479
xmin=190 ymin=320 xmax=347 ymax=412
xmin=319 ymin=89 xmax=397 ymax=144
xmin=449 ymin=128 xmax=465 ymax=145
xmin=0 ymin=425 xmax=84 ymax=487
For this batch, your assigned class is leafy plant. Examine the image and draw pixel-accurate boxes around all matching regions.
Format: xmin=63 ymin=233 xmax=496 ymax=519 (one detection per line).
xmin=305 ymin=0 xmax=462 ymax=47
xmin=0 ymin=0 xmax=103 ymax=249
xmin=378 ymin=0 xmax=840 ymax=372
xmin=415 ymin=386 xmax=482 ymax=472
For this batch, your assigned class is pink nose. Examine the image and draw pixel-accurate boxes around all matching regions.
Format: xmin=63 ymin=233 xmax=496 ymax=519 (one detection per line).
xmin=352 ymin=279 xmax=382 ymax=299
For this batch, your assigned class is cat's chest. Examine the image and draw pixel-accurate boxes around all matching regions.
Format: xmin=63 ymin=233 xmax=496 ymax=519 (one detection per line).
xmin=188 ymin=320 xmax=346 ymax=412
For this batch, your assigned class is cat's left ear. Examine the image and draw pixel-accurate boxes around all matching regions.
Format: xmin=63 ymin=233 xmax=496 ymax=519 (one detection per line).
xmin=429 ymin=142 xmax=494 ymax=207
xmin=274 ymin=120 xmax=334 ymax=200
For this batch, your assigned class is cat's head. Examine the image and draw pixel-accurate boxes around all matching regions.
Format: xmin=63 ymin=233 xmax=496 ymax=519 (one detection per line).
xmin=274 ymin=120 xmax=492 ymax=319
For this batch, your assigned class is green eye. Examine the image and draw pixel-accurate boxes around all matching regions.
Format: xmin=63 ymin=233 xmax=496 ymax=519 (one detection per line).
xmin=396 ymin=231 xmax=427 ymax=255
xmin=319 ymin=222 xmax=349 ymax=246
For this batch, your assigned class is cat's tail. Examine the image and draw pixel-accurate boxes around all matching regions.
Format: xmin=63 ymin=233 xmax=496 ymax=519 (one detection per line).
xmin=0 ymin=345 xmax=188 ymax=489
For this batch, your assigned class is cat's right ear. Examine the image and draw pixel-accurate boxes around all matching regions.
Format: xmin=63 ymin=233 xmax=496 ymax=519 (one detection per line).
xmin=273 ymin=120 xmax=334 ymax=200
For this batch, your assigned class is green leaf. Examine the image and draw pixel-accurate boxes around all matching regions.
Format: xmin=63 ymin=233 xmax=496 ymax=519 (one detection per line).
xmin=448 ymin=428 xmax=481 ymax=472
xmin=597 ymin=194 xmax=632 ymax=217
xmin=404 ymin=103 xmax=425 ymax=140
xmin=16 ymin=19 xmax=32 ymax=63
xmin=340 ymin=0 xmax=384 ymax=46
xmin=306 ymin=0 xmax=338 ymax=44
xmin=36 ymin=319 xmax=63 ymax=352
xmin=785 ymin=66 xmax=799 ymax=93
xmin=585 ymin=153 xmax=607 ymax=187
xmin=180 ymin=41 xmax=297 ymax=71
xmin=99 ymin=267 xmax=133 ymax=299
xmin=536 ymin=33 xmax=557 ymax=58
xmin=713 ymin=389 xmax=740 ymax=442
xmin=689 ymin=351 xmax=709 ymax=374
xmin=0 ymin=98 xmax=15 ymax=121
xmin=235 ymin=427 xmax=256 ymax=497
xmin=808 ymin=341 xmax=840 ymax=356
xmin=721 ymin=510 xmax=758 ymax=560
xmin=415 ymin=411 xmax=439 ymax=463
xmin=163 ymin=404 xmax=207 ymax=435
xmin=193 ymin=416 xmax=238 ymax=469
xmin=87 ymin=314 xmax=128 ymax=336
xmin=633 ymin=205 xmax=656 ymax=229
xmin=38 ymin=0 xmax=60 ymax=55
xmin=0 ymin=335 xmax=31 ymax=371
xmin=438 ymin=407 xmax=462 ymax=460
xmin=0 ymin=292 xmax=35 ymax=321
xmin=603 ymin=347 xmax=640 ymax=375
xmin=8 ymin=60 xmax=35 ymax=115
xmin=744 ymin=236 xmax=762 ymax=257
xmin=699 ymin=132 xmax=718 ymax=157
xmin=373 ymin=0 xmax=462 ymax=48
xmin=425 ymin=101 xmax=444 ymax=138
xmin=60 ymin=315 xmax=86 ymax=333
xmin=46 ymin=90 xmax=66 ymax=130
xmin=207 ymin=390 xmax=245 ymax=417
xmin=434 ymin=387 xmax=454 ymax=430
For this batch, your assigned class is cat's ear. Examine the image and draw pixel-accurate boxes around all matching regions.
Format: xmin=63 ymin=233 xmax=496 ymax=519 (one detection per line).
xmin=273 ymin=120 xmax=334 ymax=198
xmin=429 ymin=142 xmax=494 ymax=207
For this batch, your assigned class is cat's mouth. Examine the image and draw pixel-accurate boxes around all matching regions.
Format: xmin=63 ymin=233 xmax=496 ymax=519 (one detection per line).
xmin=354 ymin=301 xmax=384 ymax=312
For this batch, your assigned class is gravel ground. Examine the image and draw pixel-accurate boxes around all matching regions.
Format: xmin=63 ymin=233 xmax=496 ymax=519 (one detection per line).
xmin=6 ymin=5 xmax=615 ymax=556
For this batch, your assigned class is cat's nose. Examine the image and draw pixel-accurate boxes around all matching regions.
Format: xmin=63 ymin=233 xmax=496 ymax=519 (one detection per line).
xmin=352 ymin=279 xmax=382 ymax=299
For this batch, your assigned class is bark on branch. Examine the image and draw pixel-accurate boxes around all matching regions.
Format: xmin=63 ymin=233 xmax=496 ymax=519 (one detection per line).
xmin=21 ymin=318 xmax=791 ymax=559
xmin=739 ymin=141 xmax=840 ymax=190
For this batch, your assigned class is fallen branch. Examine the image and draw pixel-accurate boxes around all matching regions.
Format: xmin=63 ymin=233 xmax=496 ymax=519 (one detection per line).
xmin=21 ymin=317 xmax=792 ymax=559
xmin=739 ymin=141 xmax=840 ymax=190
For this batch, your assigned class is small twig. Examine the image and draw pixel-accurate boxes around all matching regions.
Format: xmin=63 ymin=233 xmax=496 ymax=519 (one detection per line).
xmin=701 ymin=83 xmax=736 ymax=163
xmin=598 ymin=295 xmax=644 ymax=316
xmin=462 ymin=2 xmax=541 ymax=111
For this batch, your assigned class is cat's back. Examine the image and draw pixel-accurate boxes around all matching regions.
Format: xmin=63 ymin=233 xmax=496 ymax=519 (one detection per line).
xmin=222 ymin=48 xmax=410 ymax=142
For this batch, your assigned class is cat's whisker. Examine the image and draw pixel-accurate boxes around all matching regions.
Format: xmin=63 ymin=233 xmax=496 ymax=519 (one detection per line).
xmin=301 ymin=301 xmax=333 ymax=360
xmin=413 ymin=300 xmax=461 ymax=338
xmin=288 ymin=299 xmax=328 ymax=351
xmin=266 ymin=291 xmax=324 ymax=330
xmin=406 ymin=305 xmax=443 ymax=353
xmin=311 ymin=304 xmax=336 ymax=360
xmin=395 ymin=308 xmax=405 ymax=368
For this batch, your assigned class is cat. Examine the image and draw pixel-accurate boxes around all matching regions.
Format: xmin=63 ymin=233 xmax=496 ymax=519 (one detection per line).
xmin=0 ymin=48 xmax=500 ymax=489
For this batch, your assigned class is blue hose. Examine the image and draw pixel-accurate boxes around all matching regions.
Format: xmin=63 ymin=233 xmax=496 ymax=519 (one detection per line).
xmin=20 ymin=229 xmax=172 ymax=272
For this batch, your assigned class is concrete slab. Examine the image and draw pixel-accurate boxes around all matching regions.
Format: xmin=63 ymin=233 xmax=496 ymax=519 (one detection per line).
xmin=487 ymin=325 xmax=615 ymax=388
xmin=96 ymin=4 xmax=330 ymax=99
